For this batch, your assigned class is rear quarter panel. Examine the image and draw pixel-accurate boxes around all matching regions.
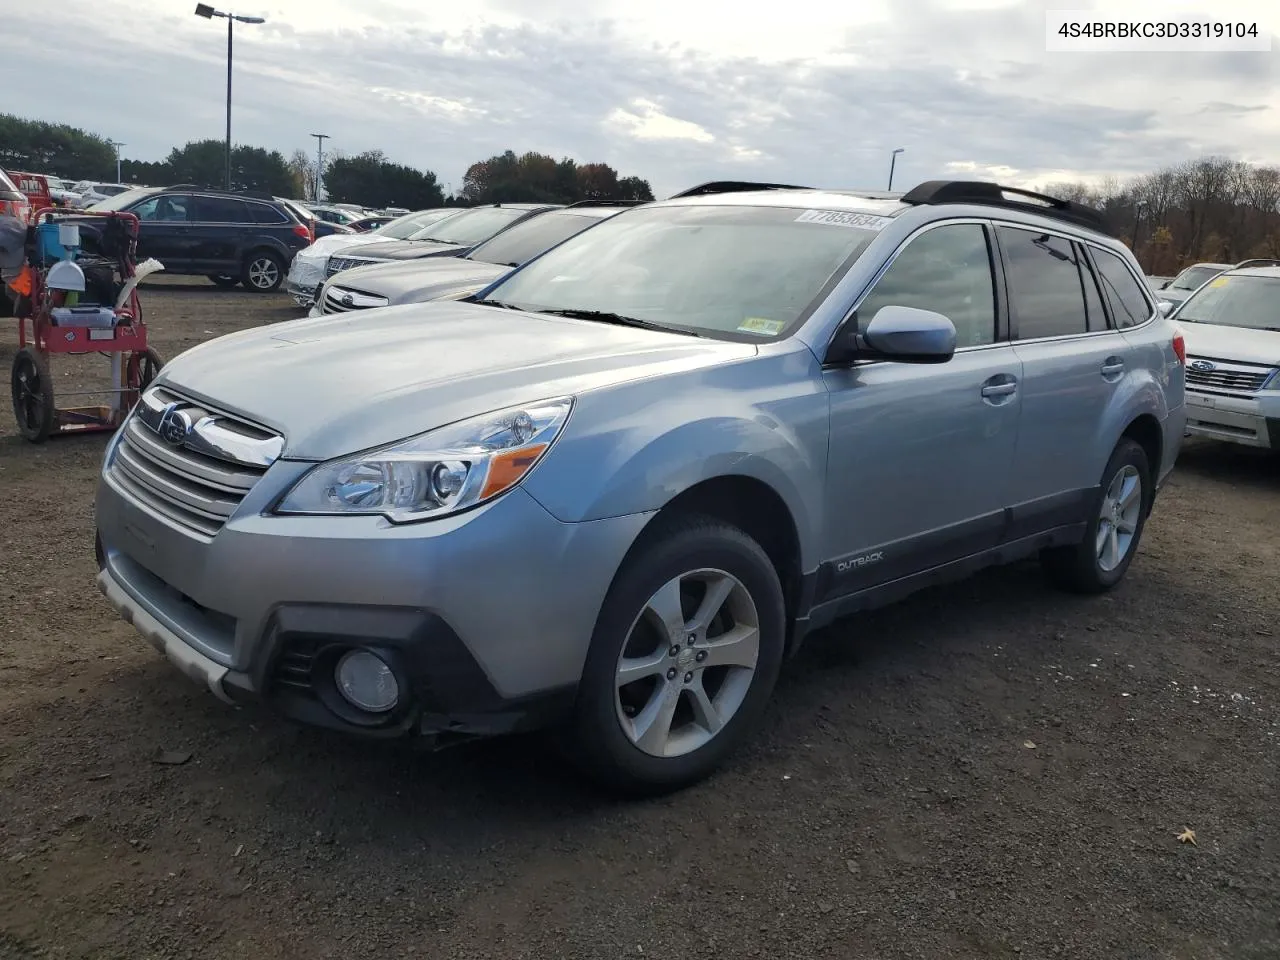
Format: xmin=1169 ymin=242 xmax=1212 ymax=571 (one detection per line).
xmin=1122 ymin=315 xmax=1186 ymax=481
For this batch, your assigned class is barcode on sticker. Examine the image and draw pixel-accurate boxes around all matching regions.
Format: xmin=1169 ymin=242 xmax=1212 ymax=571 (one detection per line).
xmin=795 ymin=209 xmax=891 ymax=230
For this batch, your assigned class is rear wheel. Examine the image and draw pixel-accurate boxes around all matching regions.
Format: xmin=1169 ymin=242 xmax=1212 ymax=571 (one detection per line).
xmin=241 ymin=251 xmax=284 ymax=293
xmin=1042 ymin=438 xmax=1150 ymax=593
xmin=11 ymin=347 xmax=55 ymax=443
xmin=566 ymin=515 xmax=786 ymax=796
xmin=208 ymin=274 xmax=239 ymax=288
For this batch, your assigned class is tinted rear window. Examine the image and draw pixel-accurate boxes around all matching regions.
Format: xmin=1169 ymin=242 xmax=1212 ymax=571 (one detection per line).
xmin=248 ymin=202 xmax=288 ymax=224
xmin=998 ymin=227 xmax=1089 ymax=339
xmin=1092 ymin=247 xmax=1153 ymax=329
xmin=191 ymin=196 xmax=249 ymax=222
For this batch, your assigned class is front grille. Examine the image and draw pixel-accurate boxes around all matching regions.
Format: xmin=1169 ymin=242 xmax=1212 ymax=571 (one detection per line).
xmin=326 ymin=255 xmax=378 ymax=276
xmin=107 ymin=387 xmax=283 ymax=539
xmin=1185 ymin=357 xmax=1275 ymax=395
xmin=321 ymin=285 xmax=389 ymax=315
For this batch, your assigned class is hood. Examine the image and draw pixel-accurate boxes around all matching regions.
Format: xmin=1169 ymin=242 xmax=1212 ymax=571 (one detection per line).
xmin=330 ymin=257 xmax=509 ymax=305
xmin=339 ymin=239 xmax=466 ymax=261
xmin=1178 ymin=322 xmax=1280 ymax=368
xmin=302 ymin=232 xmax=392 ymax=257
xmin=157 ymin=303 xmax=757 ymax=460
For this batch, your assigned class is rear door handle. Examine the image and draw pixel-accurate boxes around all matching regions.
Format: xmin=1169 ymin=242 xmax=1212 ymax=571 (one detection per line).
xmin=1101 ymin=356 xmax=1125 ymax=380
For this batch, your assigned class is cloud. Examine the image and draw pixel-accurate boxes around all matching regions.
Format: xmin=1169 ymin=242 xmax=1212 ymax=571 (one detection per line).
xmin=0 ymin=0 xmax=1276 ymax=199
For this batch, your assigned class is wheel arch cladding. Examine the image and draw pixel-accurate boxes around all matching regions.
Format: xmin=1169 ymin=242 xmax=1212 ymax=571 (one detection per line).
xmin=1121 ymin=413 xmax=1162 ymax=485
xmin=637 ymin=475 xmax=804 ymax=639
xmin=1097 ymin=369 xmax=1168 ymax=481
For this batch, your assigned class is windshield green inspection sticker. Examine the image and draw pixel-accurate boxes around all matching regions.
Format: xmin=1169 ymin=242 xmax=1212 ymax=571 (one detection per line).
xmin=738 ymin=317 xmax=786 ymax=336
xmin=795 ymin=209 xmax=892 ymax=230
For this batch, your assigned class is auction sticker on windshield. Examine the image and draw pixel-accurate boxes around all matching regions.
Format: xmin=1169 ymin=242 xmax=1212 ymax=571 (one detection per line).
xmin=737 ymin=317 xmax=785 ymax=336
xmin=795 ymin=209 xmax=892 ymax=230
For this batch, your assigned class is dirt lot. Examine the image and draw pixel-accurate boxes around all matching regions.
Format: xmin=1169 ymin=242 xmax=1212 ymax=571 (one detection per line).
xmin=1 ymin=277 xmax=1278 ymax=960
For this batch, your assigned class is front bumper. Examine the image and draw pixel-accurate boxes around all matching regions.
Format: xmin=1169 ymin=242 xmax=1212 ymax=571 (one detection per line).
xmin=285 ymin=255 xmax=326 ymax=306
xmin=96 ymin=444 xmax=652 ymax=738
xmin=1184 ymin=390 xmax=1280 ymax=449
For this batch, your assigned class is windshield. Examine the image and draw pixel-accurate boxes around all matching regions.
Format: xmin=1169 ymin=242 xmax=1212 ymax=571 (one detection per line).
xmin=1175 ymin=274 xmax=1280 ymax=331
xmin=88 ymin=187 xmax=157 ymax=212
xmin=468 ymin=211 xmax=604 ymax=266
xmin=0 ymin=169 xmax=16 ymax=192
xmin=482 ymin=204 xmax=882 ymax=339
xmin=374 ymin=208 xmax=457 ymax=239
xmin=46 ymin=177 xmax=66 ymax=190
xmin=410 ymin=206 xmax=526 ymax=245
xmin=1170 ymin=265 xmax=1226 ymax=291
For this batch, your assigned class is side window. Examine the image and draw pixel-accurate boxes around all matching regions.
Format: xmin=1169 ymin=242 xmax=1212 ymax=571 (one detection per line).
xmin=1091 ymin=247 xmax=1154 ymax=329
xmin=247 ymin=202 xmax=288 ymax=224
xmin=132 ymin=194 xmax=189 ymax=222
xmin=997 ymin=227 xmax=1088 ymax=340
xmin=1076 ymin=243 xmax=1109 ymax=332
xmin=856 ymin=223 xmax=996 ymax=348
xmin=191 ymin=196 xmax=249 ymax=223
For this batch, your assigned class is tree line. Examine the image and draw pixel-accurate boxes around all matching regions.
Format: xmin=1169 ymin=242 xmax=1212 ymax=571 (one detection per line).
xmin=1040 ymin=158 xmax=1280 ymax=275
xmin=0 ymin=114 xmax=655 ymax=209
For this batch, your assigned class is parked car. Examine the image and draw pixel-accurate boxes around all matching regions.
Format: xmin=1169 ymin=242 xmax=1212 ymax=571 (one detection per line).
xmin=324 ymin=203 xmax=560 ymax=277
xmin=383 ymin=206 xmax=410 ymax=216
xmin=70 ymin=182 xmax=132 ymax=208
xmin=6 ymin=171 xmax=54 ymax=213
xmin=79 ymin=186 xmax=313 ymax=291
xmin=1173 ymin=262 xmax=1280 ymax=449
xmin=1155 ymin=262 xmax=1233 ymax=307
xmin=94 ymin=178 xmax=1185 ymax=794
xmin=310 ymin=205 xmax=364 ymax=228
xmin=274 ymin=198 xmax=353 ymax=241
xmin=0 ymin=168 xmax=32 ymax=223
xmin=43 ymin=176 xmax=78 ymax=206
xmin=311 ymin=201 xmax=639 ymax=316
xmin=349 ymin=215 xmax=395 ymax=232
xmin=285 ymin=208 xmax=464 ymax=306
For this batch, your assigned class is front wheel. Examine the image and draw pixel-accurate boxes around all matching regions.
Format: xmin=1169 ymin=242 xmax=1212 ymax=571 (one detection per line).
xmin=241 ymin=252 xmax=285 ymax=293
xmin=566 ymin=515 xmax=786 ymax=796
xmin=1042 ymin=438 xmax=1151 ymax=593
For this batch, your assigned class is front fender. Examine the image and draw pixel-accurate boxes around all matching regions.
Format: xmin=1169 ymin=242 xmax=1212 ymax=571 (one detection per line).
xmin=522 ymin=344 xmax=830 ymax=570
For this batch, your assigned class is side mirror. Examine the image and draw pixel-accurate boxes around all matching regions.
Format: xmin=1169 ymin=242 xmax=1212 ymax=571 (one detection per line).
xmin=854 ymin=305 xmax=957 ymax=364
xmin=1157 ymin=300 xmax=1174 ymax=317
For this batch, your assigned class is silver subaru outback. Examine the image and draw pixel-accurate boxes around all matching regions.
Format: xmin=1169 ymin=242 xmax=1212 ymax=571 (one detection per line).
xmin=95 ymin=179 xmax=1187 ymax=794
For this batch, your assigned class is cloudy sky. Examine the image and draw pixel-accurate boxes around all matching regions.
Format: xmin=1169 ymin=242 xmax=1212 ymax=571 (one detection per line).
xmin=4 ymin=0 xmax=1277 ymax=197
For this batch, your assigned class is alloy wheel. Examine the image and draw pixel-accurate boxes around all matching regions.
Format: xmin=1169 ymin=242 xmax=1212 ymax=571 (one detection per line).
xmin=1096 ymin=464 xmax=1143 ymax=572
xmin=614 ymin=568 xmax=760 ymax=758
xmin=248 ymin=257 xmax=280 ymax=290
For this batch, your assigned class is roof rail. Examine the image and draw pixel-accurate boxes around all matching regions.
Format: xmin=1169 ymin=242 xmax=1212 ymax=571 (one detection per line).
xmin=899 ymin=180 xmax=1109 ymax=234
xmin=1233 ymin=258 xmax=1280 ymax=269
xmin=162 ymin=183 xmax=276 ymax=201
xmin=669 ymin=180 xmax=812 ymax=199
xmin=564 ymin=199 xmax=643 ymax=208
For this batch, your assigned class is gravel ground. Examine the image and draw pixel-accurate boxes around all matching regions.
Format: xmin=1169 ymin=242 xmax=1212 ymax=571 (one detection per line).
xmin=1 ymin=277 xmax=1278 ymax=960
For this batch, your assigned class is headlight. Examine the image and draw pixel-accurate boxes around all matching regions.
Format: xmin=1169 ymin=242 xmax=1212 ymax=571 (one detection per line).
xmin=275 ymin=398 xmax=572 ymax=522
xmin=1263 ymin=368 xmax=1280 ymax=390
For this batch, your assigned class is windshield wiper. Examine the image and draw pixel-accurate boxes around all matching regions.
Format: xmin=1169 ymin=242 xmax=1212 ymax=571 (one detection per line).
xmin=536 ymin=308 xmax=701 ymax=336
xmin=469 ymin=297 xmax=527 ymax=311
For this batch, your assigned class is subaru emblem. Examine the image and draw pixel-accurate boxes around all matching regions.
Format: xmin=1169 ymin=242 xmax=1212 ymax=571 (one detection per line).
xmin=157 ymin=404 xmax=194 ymax=446
xmin=341 ymin=292 xmax=354 ymax=307
xmin=1189 ymin=359 xmax=1215 ymax=373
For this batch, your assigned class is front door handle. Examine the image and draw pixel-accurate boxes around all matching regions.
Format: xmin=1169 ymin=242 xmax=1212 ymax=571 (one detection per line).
xmin=1101 ymin=356 xmax=1125 ymax=380
xmin=981 ymin=374 xmax=1018 ymax=404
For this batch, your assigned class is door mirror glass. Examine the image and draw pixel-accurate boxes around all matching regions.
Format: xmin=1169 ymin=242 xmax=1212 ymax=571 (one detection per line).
xmin=1157 ymin=300 xmax=1174 ymax=317
xmin=861 ymin=305 xmax=957 ymax=363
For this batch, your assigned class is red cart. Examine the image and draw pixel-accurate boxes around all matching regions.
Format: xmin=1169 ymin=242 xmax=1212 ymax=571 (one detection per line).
xmin=9 ymin=208 xmax=163 ymax=443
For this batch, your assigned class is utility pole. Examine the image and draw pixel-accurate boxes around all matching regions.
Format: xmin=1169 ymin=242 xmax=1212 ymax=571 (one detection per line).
xmin=109 ymin=141 xmax=126 ymax=183
xmin=311 ymin=133 xmax=329 ymax=202
xmin=888 ymin=148 xmax=905 ymax=191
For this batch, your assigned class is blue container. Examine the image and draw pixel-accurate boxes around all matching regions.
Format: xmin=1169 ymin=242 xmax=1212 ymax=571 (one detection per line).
xmin=36 ymin=221 xmax=71 ymax=264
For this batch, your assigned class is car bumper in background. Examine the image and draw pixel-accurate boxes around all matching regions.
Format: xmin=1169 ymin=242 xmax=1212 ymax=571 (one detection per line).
xmin=1184 ymin=390 xmax=1280 ymax=449
xmin=285 ymin=254 xmax=326 ymax=305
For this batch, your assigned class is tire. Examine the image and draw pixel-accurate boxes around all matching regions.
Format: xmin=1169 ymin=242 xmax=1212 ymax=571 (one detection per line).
xmin=241 ymin=251 xmax=285 ymax=293
xmin=11 ymin=347 xmax=55 ymax=443
xmin=565 ymin=514 xmax=786 ymax=796
xmin=123 ymin=348 xmax=165 ymax=412
xmin=208 ymin=274 xmax=240 ymax=288
xmin=1042 ymin=438 xmax=1151 ymax=594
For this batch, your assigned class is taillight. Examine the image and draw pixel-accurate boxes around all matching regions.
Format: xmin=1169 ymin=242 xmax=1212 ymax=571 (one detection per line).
xmin=292 ymin=223 xmax=311 ymax=242
xmin=1171 ymin=326 xmax=1186 ymax=365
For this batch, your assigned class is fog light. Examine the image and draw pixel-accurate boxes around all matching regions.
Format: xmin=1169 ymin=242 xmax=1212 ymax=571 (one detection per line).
xmin=334 ymin=650 xmax=399 ymax=713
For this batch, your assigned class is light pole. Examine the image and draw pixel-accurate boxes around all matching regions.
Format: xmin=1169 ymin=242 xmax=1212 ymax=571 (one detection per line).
xmin=310 ymin=133 xmax=329 ymax=202
xmin=194 ymin=4 xmax=266 ymax=191
xmin=887 ymin=148 xmax=905 ymax=191
xmin=109 ymin=141 xmax=125 ymax=183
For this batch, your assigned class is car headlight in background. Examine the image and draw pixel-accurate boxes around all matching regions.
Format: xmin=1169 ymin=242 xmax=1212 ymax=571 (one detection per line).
xmin=1262 ymin=368 xmax=1280 ymax=390
xmin=275 ymin=397 xmax=573 ymax=522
